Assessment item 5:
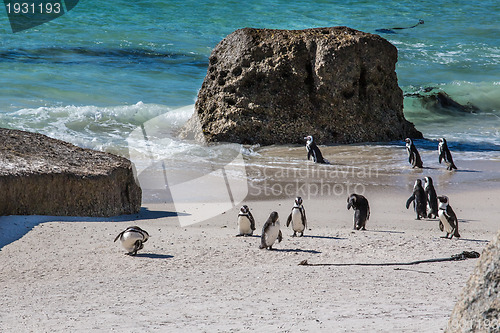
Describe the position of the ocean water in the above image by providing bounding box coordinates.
[0,0,499,201]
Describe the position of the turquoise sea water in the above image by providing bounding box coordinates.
[0,0,499,157]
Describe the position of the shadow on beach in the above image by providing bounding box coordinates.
[135,253,174,259]
[271,248,321,254]
[302,235,347,240]
[0,207,189,250]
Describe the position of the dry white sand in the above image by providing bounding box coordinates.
[1,185,498,332]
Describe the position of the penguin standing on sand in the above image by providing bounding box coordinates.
[405,138,423,168]
[259,211,283,250]
[286,197,307,237]
[304,135,329,164]
[406,179,427,220]
[347,194,370,230]
[114,226,149,255]
[424,176,438,218]
[438,138,457,170]
[437,196,461,239]
[237,205,256,236]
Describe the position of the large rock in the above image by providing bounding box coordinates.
[446,230,500,332]
[181,26,422,145]
[0,128,141,217]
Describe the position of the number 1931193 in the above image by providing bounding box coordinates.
[5,2,61,14]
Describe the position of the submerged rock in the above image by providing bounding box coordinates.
[0,128,141,217]
[181,26,422,145]
[446,230,500,332]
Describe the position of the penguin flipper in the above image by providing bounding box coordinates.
[114,231,124,242]
[286,213,292,227]
[406,195,415,209]
[439,220,444,232]
[277,230,283,243]
[301,208,307,229]
[248,212,256,231]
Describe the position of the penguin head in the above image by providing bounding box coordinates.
[405,138,412,145]
[240,205,250,214]
[437,195,449,209]
[269,211,279,223]
[438,137,447,145]
[414,179,422,189]
[295,197,303,206]
[424,176,433,186]
[347,194,357,210]
[304,135,313,144]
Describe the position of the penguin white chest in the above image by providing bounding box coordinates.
[291,209,304,232]
[264,223,280,246]
[238,215,252,234]
[438,210,453,234]
[120,231,144,252]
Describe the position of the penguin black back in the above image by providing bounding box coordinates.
[347,193,370,230]
[406,179,427,220]
[424,177,438,218]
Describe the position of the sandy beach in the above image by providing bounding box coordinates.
[1,159,499,332]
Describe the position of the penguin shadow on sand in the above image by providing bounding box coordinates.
[134,253,174,259]
[302,234,347,240]
[270,248,322,254]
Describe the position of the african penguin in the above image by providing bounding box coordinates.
[259,211,283,250]
[237,205,256,237]
[405,138,423,168]
[114,226,149,255]
[406,179,427,220]
[437,196,461,239]
[286,197,307,237]
[438,138,457,170]
[304,135,329,164]
[424,176,438,218]
[347,193,370,230]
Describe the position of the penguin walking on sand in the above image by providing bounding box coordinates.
[405,138,423,168]
[259,211,283,250]
[114,226,149,256]
[438,138,457,170]
[437,196,461,239]
[304,135,329,164]
[424,176,439,218]
[406,179,427,220]
[236,205,256,237]
[286,197,307,237]
[347,194,370,230]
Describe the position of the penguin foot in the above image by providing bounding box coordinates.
[236,234,243,237]
[299,233,304,237]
